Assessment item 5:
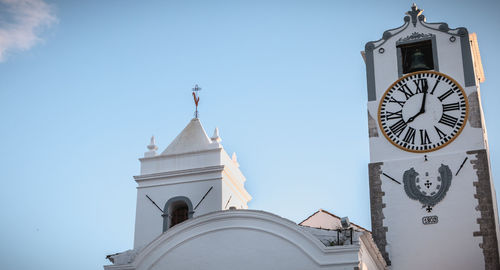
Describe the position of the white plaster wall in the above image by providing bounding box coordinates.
[133,178,222,249]
[127,211,377,270]
[359,239,383,270]
[221,179,247,209]
[380,151,484,270]
[151,228,329,270]
[220,148,251,209]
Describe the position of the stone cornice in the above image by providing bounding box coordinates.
[134,165,224,182]
[138,148,221,161]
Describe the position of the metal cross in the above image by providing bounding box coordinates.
[192,84,202,118]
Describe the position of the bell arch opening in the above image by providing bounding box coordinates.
[163,196,194,232]
[396,35,439,77]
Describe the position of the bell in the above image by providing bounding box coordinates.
[408,49,430,72]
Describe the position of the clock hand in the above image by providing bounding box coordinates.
[419,81,428,114]
[407,111,423,123]
[407,82,429,123]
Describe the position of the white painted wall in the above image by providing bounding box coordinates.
[106,210,387,270]
[359,234,386,270]
[380,152,483,269]
[133,177,222,248]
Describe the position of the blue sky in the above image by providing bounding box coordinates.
[0,0,499,269]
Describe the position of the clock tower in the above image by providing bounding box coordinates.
[364,5,500,269]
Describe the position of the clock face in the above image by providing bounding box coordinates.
[378,71,468,152]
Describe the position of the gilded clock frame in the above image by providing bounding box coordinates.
[377,70,469,153]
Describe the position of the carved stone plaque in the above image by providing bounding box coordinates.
[422,215,438,225]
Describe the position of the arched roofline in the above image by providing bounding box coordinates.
[129,209,363,269]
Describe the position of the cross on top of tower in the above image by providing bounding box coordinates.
[192,84,202,92]
[192,84,201,118]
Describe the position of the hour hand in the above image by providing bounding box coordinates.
[407,112,421,123]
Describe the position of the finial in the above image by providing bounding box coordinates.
[192,84,202,118]
[406,3,423,27]
[147,136,158,151]
[211,127,221,142]
[145,136,158,157]
[231,152,239,167]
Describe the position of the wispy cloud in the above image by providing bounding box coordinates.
[0,0,56,61]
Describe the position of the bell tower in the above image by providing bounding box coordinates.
[132,89,251,249]
[364,5,499,269]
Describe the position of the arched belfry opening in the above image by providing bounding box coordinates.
[163,196,194,232]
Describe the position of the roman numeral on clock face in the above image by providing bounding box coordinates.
[438,89,454,102]
[420,129,431,145]
[402,127,416,144]
[388,97,405,107]
[389,119,407,137]
[434,126,447,139]
[439,113,458,127]
[385,110,403,120]
[397,83,414,99]
[442,102,460,112]
[430,78,441,95]
[413,78,428,94]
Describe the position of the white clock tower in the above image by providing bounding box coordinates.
[364,5,500,269]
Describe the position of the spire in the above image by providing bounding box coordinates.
[211,127,221,143]
[144,135,158,157]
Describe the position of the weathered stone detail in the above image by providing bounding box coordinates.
[397,32,433,43]
[369,162,390,266]
[368,110,379,137]
[468,149,500,270]
[468,91,482,128]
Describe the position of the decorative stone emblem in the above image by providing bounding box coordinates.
[406,4,423,27]
[398,32,433,43]
[403,164,452,212]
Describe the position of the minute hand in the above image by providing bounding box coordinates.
[407,83,428,123]
[419,84,428,113]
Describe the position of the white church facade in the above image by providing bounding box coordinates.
[105,5,500,270]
